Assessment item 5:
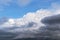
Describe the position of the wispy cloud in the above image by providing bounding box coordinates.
[16,0,32,7]
[0,0,58,11]
[0,0,32,11]
[51,2,60,9]
[0,0,12,6]
[0,9,51,29]
[0,0,13,11]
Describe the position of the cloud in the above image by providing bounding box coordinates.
[11,3,60,39]
[16,0,32,7]
[0,30,16,40]
[39,3,60,40]
[40,14,60,40]
[0,0,58,11]
[0,0,13,11]
[51,2,60,9]
[41,14,60,25]
[0,8,60,39]
[0,0,13,6]
[0,0,32,7]
[0,9,53,30]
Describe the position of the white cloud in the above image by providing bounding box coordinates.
[0,8,59,32]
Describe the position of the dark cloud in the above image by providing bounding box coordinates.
[0,30,17,40]
[41,14,60,25]
[26,22,37,27]
[39,14,60,40]
[14,26,60,40]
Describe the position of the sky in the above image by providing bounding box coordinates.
[0,0,60,18]
[1,0,60,40]
[0,0,60,33]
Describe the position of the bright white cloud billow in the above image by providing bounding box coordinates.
[0,8,60,32]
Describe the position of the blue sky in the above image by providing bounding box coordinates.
[0,0,60,18]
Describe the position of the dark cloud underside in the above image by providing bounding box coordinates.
[41,14,60,24]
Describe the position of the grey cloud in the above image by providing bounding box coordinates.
[41,14,60,25]
[39,14,60,40]
[14,25,60,40]
[4,22,38,33]
[0,30,17,40]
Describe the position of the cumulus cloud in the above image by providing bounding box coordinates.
[0,2,60,39]
[0,0,32,10]
[0,8,60,39]
[51,2,60,9]
[0,9,53,30]
[0,2,60,32]
[0,30,17,40]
